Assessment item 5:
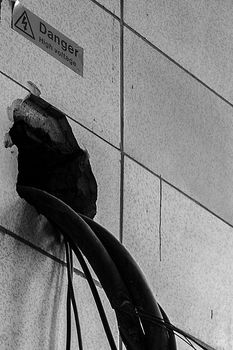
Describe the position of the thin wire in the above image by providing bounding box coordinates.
[68,240,118,350]
[138,312,206,350]
[65,239,72,350]
[138,312,197,350]
[173,332,197,350]
[119,306,208,350]
[65,239,83,350]
[158,303,177,350]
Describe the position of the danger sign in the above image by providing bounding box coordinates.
[12,1,83,76]
[14,11,35,39]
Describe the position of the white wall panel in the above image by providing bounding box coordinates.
[156,182,233,349]
[124,0,233,102]
[124,28,233,226]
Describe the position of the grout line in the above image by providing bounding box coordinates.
[119,1,124,348]
[124,152,233,230]
[88,0,120,21]
[0,70,30,92]
[159,176,162,262]
[123,21,233,110]
[0,224,102,287]
[65,113,120,152]
[119,153,124,244]
[119,0,124,246]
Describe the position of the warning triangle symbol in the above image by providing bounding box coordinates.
[14,11,35,40]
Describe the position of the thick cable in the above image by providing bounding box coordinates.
[17,186,138,350]
[79,214,169,349]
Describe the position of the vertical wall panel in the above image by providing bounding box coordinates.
[124,27,233,226]
[156,182,233,349]
[124,0,233,102]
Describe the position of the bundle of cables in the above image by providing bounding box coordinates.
[17,185,216,350]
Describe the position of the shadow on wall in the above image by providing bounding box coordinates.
[1,198,62,252]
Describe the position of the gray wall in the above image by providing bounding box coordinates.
[0,0,233,349]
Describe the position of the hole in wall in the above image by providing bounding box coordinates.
[5,94,98,219]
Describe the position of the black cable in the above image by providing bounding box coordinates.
[65,239,83,350]
[65,239,72,350]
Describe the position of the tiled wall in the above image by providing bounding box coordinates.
[0,0,233,349]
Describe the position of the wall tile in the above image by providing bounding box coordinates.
[124,0,233,102]
[156,182,233,349]
[123,156,161,285]
[0,229,118,349]
[124,28,233,226]
[0,0,120,146]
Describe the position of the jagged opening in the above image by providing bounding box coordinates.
[6,94,97,219]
